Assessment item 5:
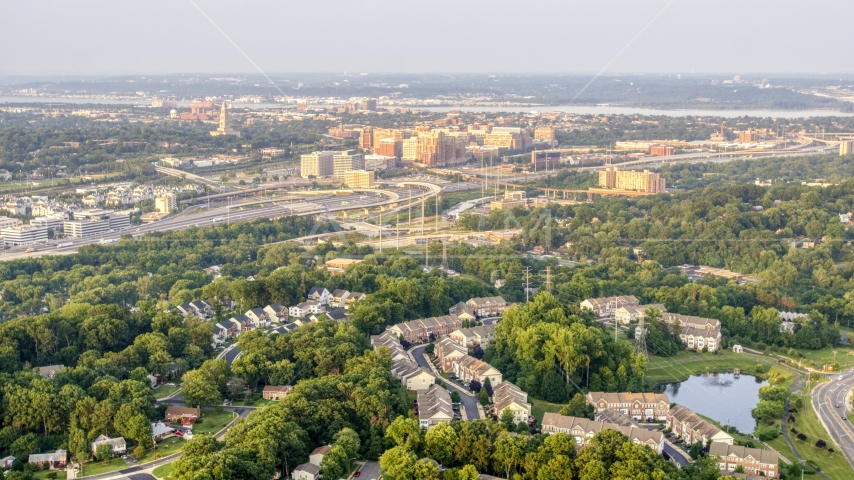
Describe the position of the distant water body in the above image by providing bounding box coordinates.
[1,96,851,119]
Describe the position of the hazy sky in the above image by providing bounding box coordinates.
[2,0,852,75]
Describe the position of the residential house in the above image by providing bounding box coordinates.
[91,436,127,456]
[292,463,320,480]
[667,405,734,445]
[309,446,331,467]
[213,324,229,344]
[370,331,435,391]
[492,381,531,424]
[244,308,270,328]
[36,364,65,378]
[614,304,666,325]
[662,313,722,352]
[385,315,462,343]
[586,392,670,422]
[449,325,496,348]
[580,296,640,318]
[165,406,201,424]
[329,289,350,307]
[262,385,291,401]
[175,303,195,317]
[709,443,779,479]
[0,456,15,468]
[391,358,436,392]
[346,292,366,307]
[466,296,508,317]
[190,300,213,318]
[263,303,289,323]
[436,336,467,372]
[371,331,410,363]
[28,450,67,470]
[449,302,476,322]
[289,302,323,318]
[453,355,502,386]
[541,413,664,454]
[417,384,454,429]
[151,422,174,441]
[306,287,330,305]
[326,310,348,322]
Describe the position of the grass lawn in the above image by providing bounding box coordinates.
[779,345,854,370]
[152,463,174,479]
[530,397,565,423]
[34,470,67,479]
[79,457,129,477]
[782,392,852,480]
[153,383,181,400]
[645,349,776,385]
[192,408,237,436]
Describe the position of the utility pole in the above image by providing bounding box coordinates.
[396,217,400,249]
[442,238,447,269]
[379,209,383,254]
[525,267,530,302]
[635,315,648,357]
[435,194,439,233]
[546,266,553,292]
[421,200,425,236]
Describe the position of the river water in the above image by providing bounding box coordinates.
[1,96,852,118]
[658,373,768,433]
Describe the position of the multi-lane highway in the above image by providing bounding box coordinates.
[812,371,854,468]
[0,185,436,261]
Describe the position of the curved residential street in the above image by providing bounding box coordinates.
[410,344,481,419]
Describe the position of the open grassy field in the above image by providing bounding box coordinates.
[34,470,67,479]
[530,397,565,423]
[645,349,776,385]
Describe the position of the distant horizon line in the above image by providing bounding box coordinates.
[2,71,854,78]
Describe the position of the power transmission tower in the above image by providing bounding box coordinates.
[635,316,649,357]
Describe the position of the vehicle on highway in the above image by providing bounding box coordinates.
[25,248,35,253]
[354,472,360,478]
[838,375,844,381]
[56,242,73,248]
[837,403,841,408]
[213,217,225,223]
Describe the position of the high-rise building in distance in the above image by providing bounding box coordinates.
[210,102,240,137]
[333,150,365,178]
[840,140,854,155]
[343,170,375,188]
[416,130,467,166]
[360,127,374,149]
[301,151,335,178]
[649,145,674,156]
[361,98,377,111]
[599,167,666,193]
[377,138,402,158]
[403,137,419,161]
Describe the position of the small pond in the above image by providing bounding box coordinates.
[658,372,769,433]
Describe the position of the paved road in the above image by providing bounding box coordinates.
[222,345,241,366]
[409,344,480,419]
[358,460,381,480]
[0,184,436,261]
[662,442,690,467]
[812,369,854,469]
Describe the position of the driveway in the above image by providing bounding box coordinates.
[410,344,480,419]
[358,460,381,480]
[662,441,690,467]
